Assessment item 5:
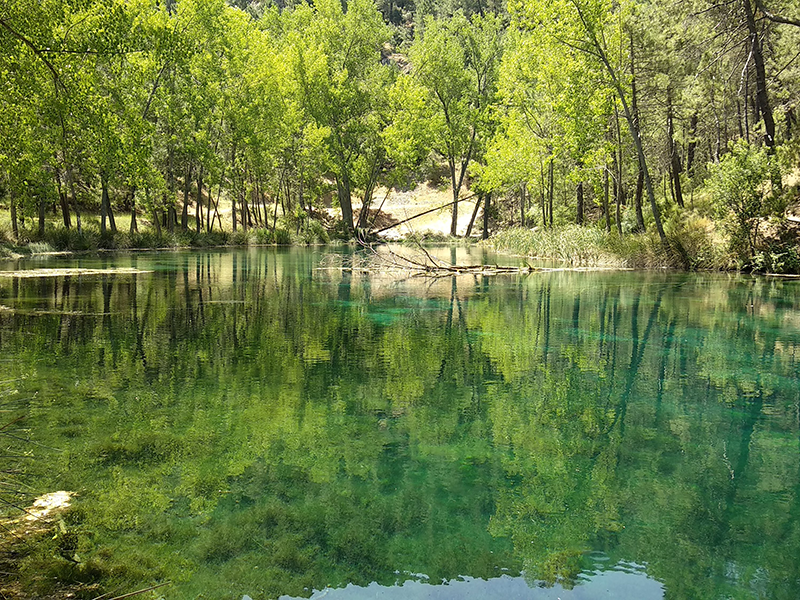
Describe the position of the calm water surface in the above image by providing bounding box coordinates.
[0,247,798,599]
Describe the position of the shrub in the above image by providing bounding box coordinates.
[43,227,99,251]
[707,140,774,264]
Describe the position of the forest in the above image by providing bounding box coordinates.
[1,0,799,271]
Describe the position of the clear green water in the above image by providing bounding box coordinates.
[1,248,799,599]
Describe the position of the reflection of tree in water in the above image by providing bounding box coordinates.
[0,255,799,598]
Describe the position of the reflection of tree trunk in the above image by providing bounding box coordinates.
[598,290,609,356]
[723,384,763,522]
[654,318,677,427]
[446,275,456,331]
[572,293,581,340]
[57,276,71,344]
[101,275,119,366]
[338,269,352,303]
[610,288,664,434]
[543,282,551,366]
[130,276,146,370]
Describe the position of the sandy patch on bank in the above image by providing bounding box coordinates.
[353,183,479,238]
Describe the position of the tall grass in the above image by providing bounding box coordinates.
[489,223,729,270]
[0,224,300,254]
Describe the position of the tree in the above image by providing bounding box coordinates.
[286,0,392,236]
[513,0,668,242]
[388,11,503,236]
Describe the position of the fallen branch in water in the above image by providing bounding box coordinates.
[319,241,537,277]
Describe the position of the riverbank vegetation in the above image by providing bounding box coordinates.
[1,0,799,270]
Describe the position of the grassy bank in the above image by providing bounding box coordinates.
[489,220,800,274]
[488,223,729,270]
[0,220,333,260]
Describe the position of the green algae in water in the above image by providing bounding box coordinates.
[1,249,799,599]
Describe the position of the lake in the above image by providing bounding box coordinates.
[1,247,798,599]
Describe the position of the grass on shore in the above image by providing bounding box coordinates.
[0,212,337,259]
[488,220,733,270]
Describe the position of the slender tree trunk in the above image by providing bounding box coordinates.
[211,178,224,232]
[744,75,751,141]
[482,192,491,240]
[232,181,237,232]
[629,44,647,233]
[687,113,698,176]
[166,197,176,233]
[520,182,526,227]
[743,0,776,148]
[736,97,745,139]
[206,175,213,233]
[576,180,584,225]
[59,191,71,228]
[337,172,354,235]
[100,173,108,234]
[107,182,117,234]
[100,172,117,233]
[66,166,81,234]
[231,146,238,232]
[614,158,623,235]
[539,156,547,226]
[603,166,611,232]
[466,194,482,238]
[55,169,71,228]
[449,158,460,237]
[667,92,684,208]
[181,164,191,231]
[632,168,645,231]
[38,197,46,236]
[357,152,382,230]
[130,188,138,234]
[196,169,204,234]
[548,154,554,229]
[10,190,18,240]
[152,204,162,237]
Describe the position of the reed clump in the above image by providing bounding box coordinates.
[489,224,729,270]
